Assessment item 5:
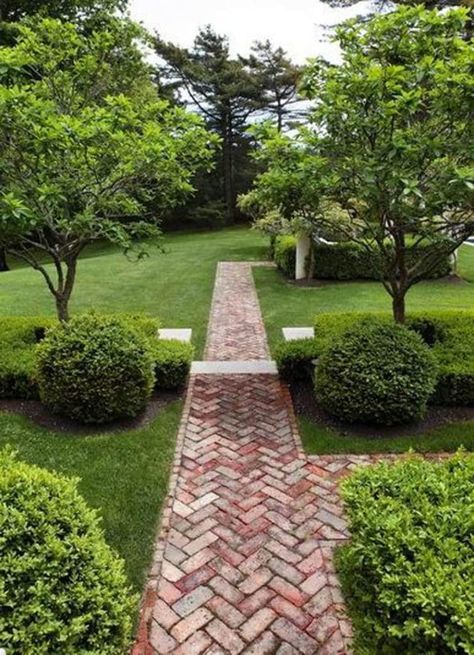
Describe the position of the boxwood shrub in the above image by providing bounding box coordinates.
[36,314,155,423]
[312,310,474,406]
[0,317,56,399]
[150,339,194,390]
[273,235,453,280]
[0,449,135,654]
[0,314,160,401]
[275,338,321,383]
[338,455,474,655]
[315,322,437,425]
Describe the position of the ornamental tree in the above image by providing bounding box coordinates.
[0,19,215,321]
[239,124,352,279]
[247,7,474,319]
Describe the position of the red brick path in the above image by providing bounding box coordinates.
[204,262,270,361]
[133,263,359,655]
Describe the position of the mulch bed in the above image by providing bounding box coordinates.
[290,380,474,438]
[0,390,182,435]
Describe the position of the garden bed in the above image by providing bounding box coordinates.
[290,378,474,454]
[276,309,474,453]
[0,390,181,435]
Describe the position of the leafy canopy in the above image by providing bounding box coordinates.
[246,6,474,320]
[0,18,216,320]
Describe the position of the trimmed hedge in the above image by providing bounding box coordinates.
[276,311,474,407]
[275,338,321,382]
[0,317,56,399]
[338,455,474,655]
[0,314,160,401]
[36,314,155,423]
[0,449,135,654]
[150,339,194,390]
[0,314,195,401]
[312,310,474,406]
[315,322,437,425]
[273,235,453,280]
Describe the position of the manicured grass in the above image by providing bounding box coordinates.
[254,244,474,352]
[0,227,268,357]
[300,416,474,455]
[0,402,182,592]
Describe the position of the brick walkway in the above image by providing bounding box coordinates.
[204,262,270,361]
[133,263,359,655]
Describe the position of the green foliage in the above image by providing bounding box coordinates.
[36,314,155,423]
[0,314,160,401]
[0,449,135,654]
[428,314,474,405]
[0,317,55,399]
[275,338,321,382]
[274,234,297,277]
[274,236,453,280]
[315,322,437,425]
[244,40,301,131]
[0,0,126,24]
[338,455,474,655]
[150,339,194,390]
[0,18,215,320]
[156,26,264,224]
[313,310,474,406]
[249,6,474,319]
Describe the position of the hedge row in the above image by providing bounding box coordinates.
[275,310,474,406]
[0,315,193,401]
[338,455,474,654]
[274,235,453,280]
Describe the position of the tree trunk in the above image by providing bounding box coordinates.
[223,113,235,224]
[276,98,283,132]
[55,295,70,322]
[392,293,406,324]
[392,228,408,324]
[0,248,9,272]
[54,257,77,322]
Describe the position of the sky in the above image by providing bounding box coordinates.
[128,0,373,64]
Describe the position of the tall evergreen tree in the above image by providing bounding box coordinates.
[155,27,264,224]
[245,40,301,131]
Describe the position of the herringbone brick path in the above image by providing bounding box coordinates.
[204,262,270,361]
[133,262,358,655]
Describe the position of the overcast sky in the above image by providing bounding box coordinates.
[128,0,373,64]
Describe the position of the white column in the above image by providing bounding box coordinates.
[295,232,311,280]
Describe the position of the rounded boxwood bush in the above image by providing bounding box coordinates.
[0,450,135,654]
[315,321,437,425]
[36,314,155,423]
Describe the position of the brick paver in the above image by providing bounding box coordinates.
[204,262,271,361]
[133,262,366,654]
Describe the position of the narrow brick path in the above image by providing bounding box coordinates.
[134,263,355,655]
[204,262,270,361]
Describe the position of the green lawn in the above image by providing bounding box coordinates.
[254,244,474,352]
[3,229,472,357]
[0,227,268,357]
[0,402,182,593]
[300,416,474,455]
